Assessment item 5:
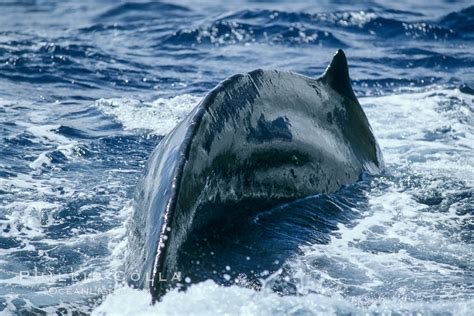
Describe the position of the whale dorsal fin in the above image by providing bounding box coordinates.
[320,49,357,102]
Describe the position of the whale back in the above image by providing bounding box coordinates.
[125,50,383,299]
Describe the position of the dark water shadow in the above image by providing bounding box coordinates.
[176,175,374,294]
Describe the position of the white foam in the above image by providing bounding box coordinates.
[106,203,134,275]
[93,281,473,316]
[15,123,80,171]
[94,95,202,135]
[361,86,474,183]
[0,201,60,239]
[24,124,72,145]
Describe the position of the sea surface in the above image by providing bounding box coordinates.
[0,0,473,315]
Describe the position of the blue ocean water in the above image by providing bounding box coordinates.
[0,0,473,314]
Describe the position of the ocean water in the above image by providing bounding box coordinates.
[0,0,473,315]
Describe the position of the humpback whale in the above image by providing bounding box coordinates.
[125,49,384,301]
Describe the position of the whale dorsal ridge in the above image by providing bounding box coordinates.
[321,49,357,102]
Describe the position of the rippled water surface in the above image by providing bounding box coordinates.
[0,0,473,314]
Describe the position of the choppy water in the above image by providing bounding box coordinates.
[0,0,473,315]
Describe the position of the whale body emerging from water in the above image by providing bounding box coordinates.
[125,49,384,300]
